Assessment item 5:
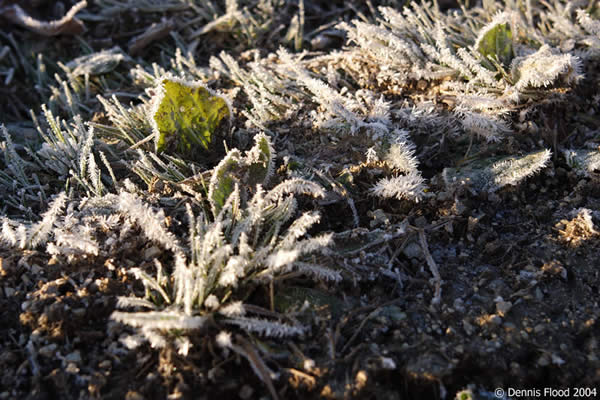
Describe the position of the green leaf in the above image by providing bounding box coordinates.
[477,23,514,67]
[208,149,243,216]
[152,78,230,155]
[246,132,274,186]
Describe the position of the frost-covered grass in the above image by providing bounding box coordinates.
[1,0,600,398]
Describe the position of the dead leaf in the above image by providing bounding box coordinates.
[0,0,87,36]
[129,18,175,56]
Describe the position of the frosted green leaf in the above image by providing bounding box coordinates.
[246,133,274,186]
[490,149,551,187]
[442,158,497,192]
[477,23,514,67]
[208,149,243,215]
[443,149,551,192]
[151,78,230,155]
[66,47,124,76]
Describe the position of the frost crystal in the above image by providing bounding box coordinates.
[371,172,426,202]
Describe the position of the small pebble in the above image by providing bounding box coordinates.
[462,319,474,336]
[402,242,422,259]
[489,315,503,326]
[535,287,544,300]
[38,344,58,358]
[560,344,568,351]
[64,351,81,364]
[496,300,512,316]
[453,298,465,313]
[380,357,397,370]
[65,363,79,374]
[239,385,254,400]
[4,287,15,298]
[30,264,43,275]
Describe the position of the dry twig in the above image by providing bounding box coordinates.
[0,1,87,36]
[416,228,442,306]
[129,19,176,56]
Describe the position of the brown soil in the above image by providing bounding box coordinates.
[1,164,599,399]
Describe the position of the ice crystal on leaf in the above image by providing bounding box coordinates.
[443,149,552,192]
[512,45,583,91]
[490,149,552,188]
[0,192,67,249]
[337,2,585,142]
[371,172,427,202]
[111,133,334,350]
[210,51,301,125]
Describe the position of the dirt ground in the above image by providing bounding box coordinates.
[2,154,599,399]
[1,1,600,399]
